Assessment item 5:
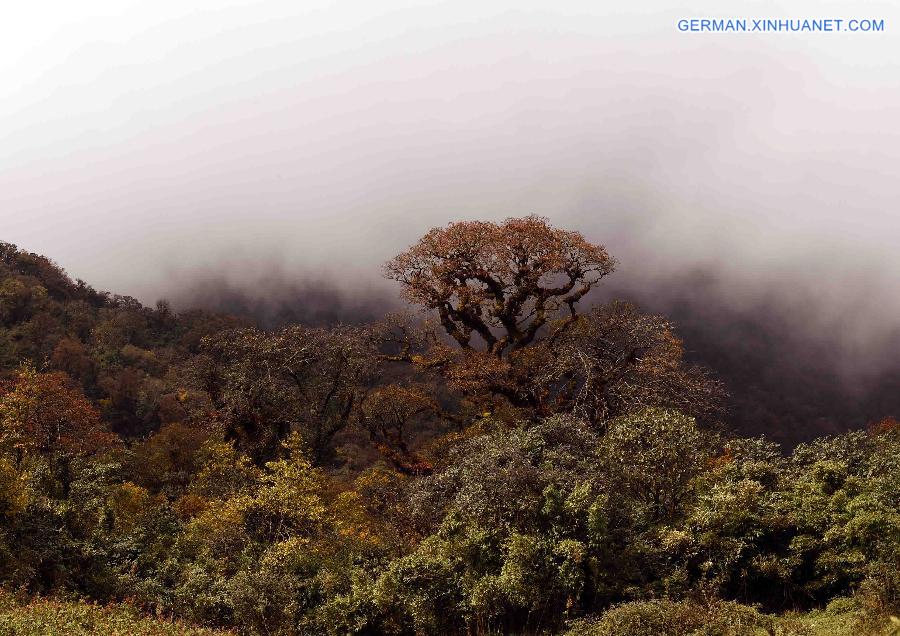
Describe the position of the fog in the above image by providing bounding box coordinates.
[2,1,899,439]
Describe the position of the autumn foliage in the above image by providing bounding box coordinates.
[385,215,615,355]
[383,217,721,425]
[0,224,897,635]
[0,365,116,463]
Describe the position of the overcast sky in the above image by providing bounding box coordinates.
[2,1,899,354]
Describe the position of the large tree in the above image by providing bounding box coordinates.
[385,215,615,356]
[384,217,722,423]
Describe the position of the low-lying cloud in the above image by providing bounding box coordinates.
[2,1,898,442]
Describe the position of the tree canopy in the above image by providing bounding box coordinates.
[385,216,615,355]
[0,226,896,635]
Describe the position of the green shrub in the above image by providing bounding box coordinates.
[0,589,231,636]
[563,598,792,636]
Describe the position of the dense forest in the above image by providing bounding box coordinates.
[0,217,897,635]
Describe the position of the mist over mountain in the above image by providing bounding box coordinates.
[2,1,898,444]
[616,269,900,445]
[153,253,898,447]
[167,265,395,329]
[4,4,900,631]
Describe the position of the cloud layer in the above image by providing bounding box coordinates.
[2,1,899,397]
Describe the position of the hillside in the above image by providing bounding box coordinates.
[0,220,898,635]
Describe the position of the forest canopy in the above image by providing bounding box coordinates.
[0,219,897,635]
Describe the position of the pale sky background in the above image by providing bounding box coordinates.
[1,0,899,358]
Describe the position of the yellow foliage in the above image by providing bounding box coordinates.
[251,433,327,538]
[183,496,251,559]
[259,537,311,569]
[191,439,261,500]
[330,490,381,548]
[109,482,154,532]
[0,457,30,518]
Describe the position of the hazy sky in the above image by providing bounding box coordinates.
[2,1,899,354]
